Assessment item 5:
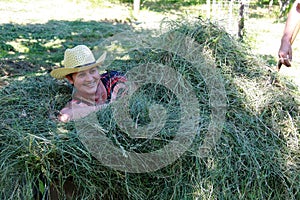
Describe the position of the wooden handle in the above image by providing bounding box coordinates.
[291,21,300,44]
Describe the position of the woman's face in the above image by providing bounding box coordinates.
[69,67,100,96]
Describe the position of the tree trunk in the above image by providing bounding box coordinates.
[134,0,141,16]
[207,0,211,19]
[279,0,290,17]
[269,0,274,11]
[238,0,245,40]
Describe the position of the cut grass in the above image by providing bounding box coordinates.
[1,18,299,199]
[0,0,299,199]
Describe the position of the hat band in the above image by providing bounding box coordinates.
[74,61,96,68]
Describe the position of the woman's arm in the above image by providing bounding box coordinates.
[58,102,107,122]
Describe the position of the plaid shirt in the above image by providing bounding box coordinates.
[100,71,127,102]
[70,70,127,106]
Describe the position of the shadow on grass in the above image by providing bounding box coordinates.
[0,19,133,78]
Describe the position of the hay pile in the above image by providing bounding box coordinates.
[1,19,299,199]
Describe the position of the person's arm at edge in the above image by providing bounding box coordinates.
[279,0,300,66]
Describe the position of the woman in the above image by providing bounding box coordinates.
[50,45,127,122]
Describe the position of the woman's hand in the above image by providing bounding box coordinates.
[111,83,128,102]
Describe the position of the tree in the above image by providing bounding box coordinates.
[278,0,291,17]
[238,0,246,39]
[134,0,141,15]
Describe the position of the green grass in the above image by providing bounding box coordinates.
[1,17,299,199]
[0,20,131,77]
[0,0,299,199]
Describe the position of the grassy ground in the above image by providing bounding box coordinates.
[0,0,299,199]
[0,0,299,88]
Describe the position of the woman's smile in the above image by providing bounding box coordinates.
[84,81,97,88]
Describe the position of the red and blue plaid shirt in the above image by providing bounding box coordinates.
[69,70,127,106]
[100,71,127,102]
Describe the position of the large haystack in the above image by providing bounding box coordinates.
[1,19,299,199]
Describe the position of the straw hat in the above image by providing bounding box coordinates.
[50,45,106,79]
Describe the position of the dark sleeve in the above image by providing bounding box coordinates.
[100,71,127,101]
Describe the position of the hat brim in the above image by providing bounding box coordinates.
[50,52,106,79]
